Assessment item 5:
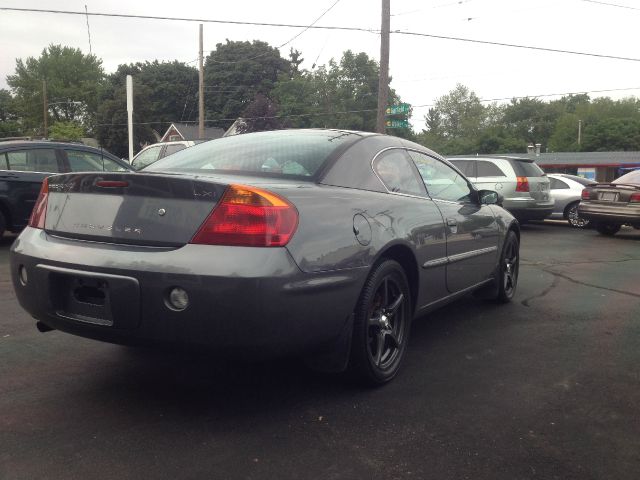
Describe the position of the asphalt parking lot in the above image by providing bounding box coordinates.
[1,223,639,480]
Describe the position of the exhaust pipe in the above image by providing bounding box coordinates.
[36,321,55,333]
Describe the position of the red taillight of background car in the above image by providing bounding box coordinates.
[630,192,640,203]
[515,176,529,192]
[28,177,49,229]
[190,184,299,247]
[581,188,591,200]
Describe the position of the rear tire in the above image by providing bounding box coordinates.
[349,259,411,386]
[565,202,589,228]
[596,223,621,236]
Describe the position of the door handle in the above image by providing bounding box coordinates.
[446,218,457,226]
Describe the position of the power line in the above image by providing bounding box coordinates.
[393,30,640,63]
[3,6,640,64]
[0,7,377,34]
[577,0,640,11]
[206,0,343,64]
[411,86,640,109]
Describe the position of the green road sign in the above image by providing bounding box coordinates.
[385,103,411,115]
[385,119,410,129]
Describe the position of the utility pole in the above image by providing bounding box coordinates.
[376,0,390,134]
[578,119,582,145]
[42,79,48,138]
[126,75,134,162]
[198,24,205,140]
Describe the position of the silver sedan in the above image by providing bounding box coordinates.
[548,174,596,228]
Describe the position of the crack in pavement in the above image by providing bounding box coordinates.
[521,257,640,267]
[521,272,560,307]
[541,268,640,299]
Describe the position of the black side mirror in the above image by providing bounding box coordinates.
[478,189,502,205]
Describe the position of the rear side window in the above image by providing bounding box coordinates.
[509,160,545,177]
[6,149,60,173]
[373,149,425,195]
[476,161,506,177]
[133,146,163,170]
[449,159,476,177]
[65,150,128,172]
[163,144,187,157]
[549,177,569,189]
[147,130,358,178]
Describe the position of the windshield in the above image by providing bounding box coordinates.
[146,130,358,178]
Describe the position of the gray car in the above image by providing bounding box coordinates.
[449,156,554,222]
[548,173,596,228]
[11,130,520,385]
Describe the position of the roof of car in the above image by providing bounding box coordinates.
[0,140,122,162]
[447,155,534,162]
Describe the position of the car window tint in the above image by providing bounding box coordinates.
[549,177,569,190]
[1,153,8,169]
[164,144,186,156]
[476,161,506,177]
[66,150,127,172]
[408,151,473,203]
[449,159,476,177]
[373,149,425,195]
[133,146,163,170]
[7,149,59,173]
[510,160,545,177]
[147,130,358,178]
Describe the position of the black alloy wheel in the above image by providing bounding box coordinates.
[596,223,621,236]
[496,231,519,303]
[350,259,411,385]
[566,202,590,228]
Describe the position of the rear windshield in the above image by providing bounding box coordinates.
[146,130,358,178]
[509,159,545,177]
[613,169,640,184]
[562,174,596,186]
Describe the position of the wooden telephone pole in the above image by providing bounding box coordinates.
[42,79,48,138]
[376,0,390,133]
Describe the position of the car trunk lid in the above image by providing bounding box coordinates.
[44,173,227,247]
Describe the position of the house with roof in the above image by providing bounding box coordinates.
[160,123,225,142]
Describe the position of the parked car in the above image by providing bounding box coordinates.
[11,130,520,385]
[547,173,596,228]
[578,169,640,236]
[0,140,131,238]
[448,156,554,222]
[131,140,201,170]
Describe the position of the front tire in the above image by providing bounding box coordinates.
[495,231,519,303]
[566,202,589,228]
[596,223,621,236]
[349,259,411,386]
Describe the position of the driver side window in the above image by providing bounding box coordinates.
[407,151,473,203]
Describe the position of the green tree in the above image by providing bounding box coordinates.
[49,121,85,141]
[7,44,103,134]
[272,50,406,134]
[0,89,22,138]
[204,40,291,129]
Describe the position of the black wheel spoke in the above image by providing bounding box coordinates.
[387,331,399,349]
[374,331,386,366]
[387,293,404,316]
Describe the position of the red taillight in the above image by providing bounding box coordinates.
[630,192,640,203]
[190,184,298,247]
[515,176,529,192]
[28,177,49,229]
[581,188,591,200]
[96,180,129,188]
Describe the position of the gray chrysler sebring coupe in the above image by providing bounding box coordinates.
[11,129,520,384]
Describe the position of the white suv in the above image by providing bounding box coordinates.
[131,140,201,170]
[449,156,554,222]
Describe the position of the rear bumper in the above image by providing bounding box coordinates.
[578,202,640,225]
[10,228,366,357]
[502,197,555,221]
